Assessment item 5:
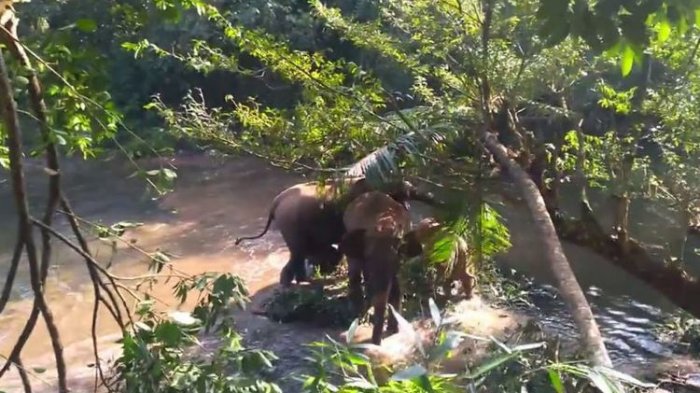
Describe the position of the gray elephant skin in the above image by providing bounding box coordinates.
[339,191,424,345]
[235,177,430,286]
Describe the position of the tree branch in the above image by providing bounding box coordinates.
[16,358,33,393]
[0,46,68,391]
[30,217,133,326]
[0,235,24,313]
[60,196,129,328]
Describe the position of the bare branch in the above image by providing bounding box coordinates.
[16,358,33,393]
[0,235,24,313]
[30,217,133,326]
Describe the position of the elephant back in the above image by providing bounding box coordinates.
[343,191,412,237]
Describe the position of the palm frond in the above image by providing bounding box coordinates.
[345,107,453,182]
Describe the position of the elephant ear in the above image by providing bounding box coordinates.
[399,230,423,258]
[340,229,366,260]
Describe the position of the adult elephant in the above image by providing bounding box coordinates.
[339,191,424,345]
[408,217,476,299]
[235,176,431,287]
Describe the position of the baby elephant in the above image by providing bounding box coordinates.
[409,217,476,299]
[340,191,423,345]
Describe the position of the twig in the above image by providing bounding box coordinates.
[0,353,53,388]
[16,358,33,393]
[60,196,127,328]
[0,235,24,313]
[55,209,208,280]
[90,297,113,393]
[30,217,133,325]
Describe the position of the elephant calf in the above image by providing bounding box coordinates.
[340,191,423,345]
[409,217,476,299]
[235,177,370,286]
[235,176,432,287]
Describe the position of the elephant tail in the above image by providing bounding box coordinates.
[234,202,277,245]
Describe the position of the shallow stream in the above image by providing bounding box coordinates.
[0,153,691,391]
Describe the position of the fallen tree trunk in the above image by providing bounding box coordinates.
[482,131,613,368]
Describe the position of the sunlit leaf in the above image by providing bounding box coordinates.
[464,351,520,379]
[657,19,671,42]
[170,311,200,326]
[620,44,635,76]
[75,18,97,32]
[428,298,442,327]
[346,318,360,345]
[547,369,565,393]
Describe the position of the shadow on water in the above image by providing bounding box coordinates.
[0,152,692,391]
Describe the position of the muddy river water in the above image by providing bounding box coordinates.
[0,153,691,391]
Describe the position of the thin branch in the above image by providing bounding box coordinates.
[90,297,113,393]
[16,358,33,393]
[30,217,133,324]
[0,235,23,313]
[60,196,128,327]
[0,353,53,389]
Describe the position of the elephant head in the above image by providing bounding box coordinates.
[339,191,423,345]
[405,217,476,299]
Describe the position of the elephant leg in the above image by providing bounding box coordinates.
[369,283,390,345]
[442,278,453,298]
[279,250,307,287]
[387,274,401,335]
[311,245,342,275]
[457,271,475,299]
[347,258,365,316]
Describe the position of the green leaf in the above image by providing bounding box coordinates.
[657,19,671,42]
[465,351,520,379]
[595,367,655,388]
[75,18,97,32]
[32,367,47,374]
[620,44,635,76]
[344,379,377,389]
[162,6,182,23]
[415,374,435,393]
[154,321,184,347]
[586,369,616,393]
[391,364,427,381]
[548,369,565,393]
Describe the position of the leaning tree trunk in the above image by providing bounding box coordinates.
[483,131,613,368]
[477,0,611,368]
